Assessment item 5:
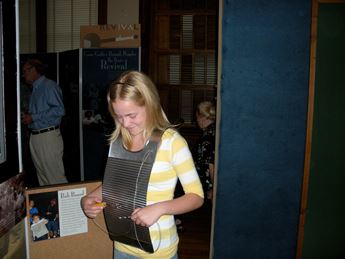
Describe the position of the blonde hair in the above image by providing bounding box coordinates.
[107,71,171,148]
[196,101,216,122]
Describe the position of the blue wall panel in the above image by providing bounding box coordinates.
[214,0,311,257]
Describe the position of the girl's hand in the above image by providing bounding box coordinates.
[131,204,163,227]
[81,195,104,219]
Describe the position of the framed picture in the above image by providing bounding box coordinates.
[0,2,5,164]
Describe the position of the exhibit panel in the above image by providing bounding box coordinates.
[0,174,26,258]
[81,47,141,181]
[300,2,345,258]
[214,0,312,257]
[25,181,113,259]
[0,0,25,256]
[59,49,81,183]
[0,0,19,182]
[0,2,5,165]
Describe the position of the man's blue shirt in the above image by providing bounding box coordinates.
[28,76,65,130]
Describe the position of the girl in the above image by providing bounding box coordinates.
[81,71,204,259]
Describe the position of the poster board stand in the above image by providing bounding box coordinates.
[80,24,140,48]
[25,181,112,259]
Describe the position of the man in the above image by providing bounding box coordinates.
[22,59,68,186]
[45,198,59,238]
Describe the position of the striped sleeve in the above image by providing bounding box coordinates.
[168,129,204,198]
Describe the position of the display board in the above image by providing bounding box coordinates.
[301,3,345,258]
[0,173,26,239]
[81,48,141,181]
[214,0,311,258]
[59,49,81,183]
[0,2,5,164]
[0,0,20,182]
[26,181,113,259]
[80,24,140,48]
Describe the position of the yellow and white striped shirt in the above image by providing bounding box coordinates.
[115,128,204,258]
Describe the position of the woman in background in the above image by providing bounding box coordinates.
[193,101,216,201]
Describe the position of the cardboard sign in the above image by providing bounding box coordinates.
[26,181,113,259]
[80,24,140,48]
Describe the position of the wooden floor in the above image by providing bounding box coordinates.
[178,201,213,259]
